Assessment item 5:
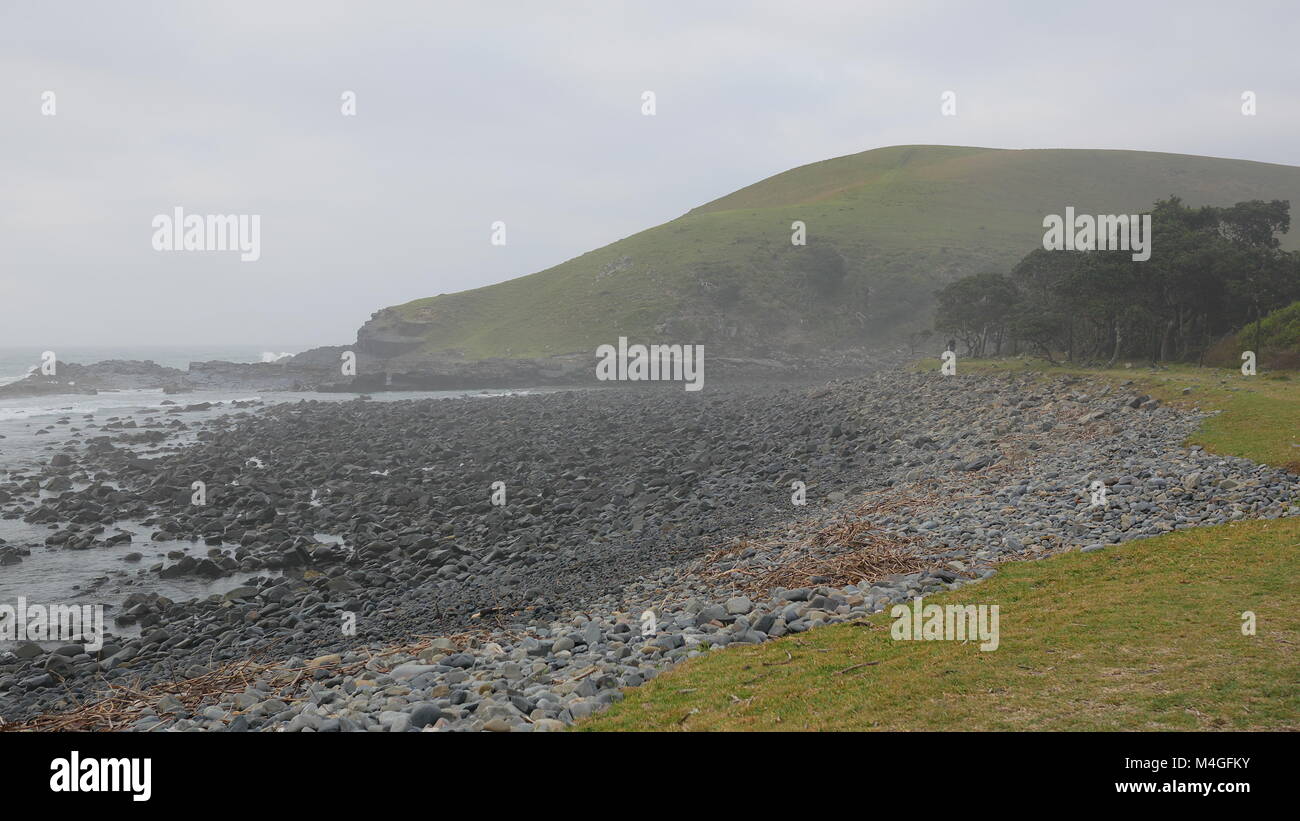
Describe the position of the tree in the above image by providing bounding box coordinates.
[934,272,1019,356]
[938,197,1300,364]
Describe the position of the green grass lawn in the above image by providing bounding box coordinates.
[579,518,1300,731]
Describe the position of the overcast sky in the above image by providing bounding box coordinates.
[2,0,1297,348]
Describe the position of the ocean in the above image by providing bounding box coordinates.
[0,345,541,636]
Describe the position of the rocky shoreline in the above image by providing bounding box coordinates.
[0,347,881,399]
[1,366,1296,730]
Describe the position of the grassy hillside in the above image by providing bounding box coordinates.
[375,146,1300,360]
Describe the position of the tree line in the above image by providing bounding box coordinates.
[931,197,1300,364]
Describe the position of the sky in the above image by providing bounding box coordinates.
[1,0,1297,348]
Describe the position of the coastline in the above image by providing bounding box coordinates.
[3,363,1295,730]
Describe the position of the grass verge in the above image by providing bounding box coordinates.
[578,518,1300,731]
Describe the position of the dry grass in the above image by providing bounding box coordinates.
[691,444,1057,600]
[5,653,304,732]
[694,485,946,595]
[703,524,936,596]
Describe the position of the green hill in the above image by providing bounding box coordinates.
[363,145,1300,360]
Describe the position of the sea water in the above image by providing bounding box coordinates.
[0,346,541,644]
